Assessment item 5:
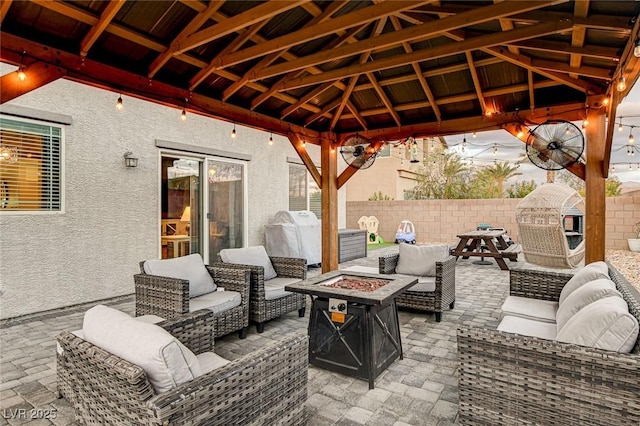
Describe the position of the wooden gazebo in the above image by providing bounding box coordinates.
[2,1,639,271]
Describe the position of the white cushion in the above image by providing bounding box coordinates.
[501,296,558,324]
[263,277,300,300]
[556,278,621,330]
[497,315,558,340]
[82,305,201,394]
[555,297,639,353]
[395,244,449,277]
[196,352,230,375]
[410,277,436,293]
[558,261,609,304]
[189,291,242,314]
[341,266,379,274]
[144,254,216,298]
[220,246,277,281]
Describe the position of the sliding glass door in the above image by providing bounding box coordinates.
[206,159,247,263]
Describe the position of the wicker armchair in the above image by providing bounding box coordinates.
[134,261,250,339]
[57,310,309,426]
[215,254,307,333]
[378,253,456,322]
[457,265,640,425]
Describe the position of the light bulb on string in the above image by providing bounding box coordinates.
[629,129,635,145]
[17,50,26,81]
[612,164,616,172]
[602,96,609,106]
[461,135,466,152]
[472,132,477,138]
[582,117,589,128]
[493,144,498,156]
[116,95,123,111]
[516,125,524,139]
[617,76,626,92]
[269,133,273,145]
[180,108,187,121]
[619,121,624,132]
[231,123,237,139]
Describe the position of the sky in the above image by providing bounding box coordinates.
[443,83,640,184]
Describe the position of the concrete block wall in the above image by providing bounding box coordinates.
[347,195,640,250]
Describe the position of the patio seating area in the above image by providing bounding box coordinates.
[2,245,638,425]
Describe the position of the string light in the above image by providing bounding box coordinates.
[461,135,466,153]
[616,76,626,92]
[116,95,123,111]
[492,143,498,156]
[472,132,477,138]
[602,96,609,106]
[619,121,624,132]
[582,117,589,128]
[231,123,236,138]
[180,107,187,121]
[269,132,273,145]
[302,137,306,147]
[516,125,524,139]
[17,50,26,81]
[630,129,635,145]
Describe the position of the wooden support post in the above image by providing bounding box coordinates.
[584,106,606,263]
[321,139,339,272]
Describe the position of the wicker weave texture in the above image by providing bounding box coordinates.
[516,183,585,269]
[378,253,456,321]
[215,255,307,329]
[458,265,640,425]
[134,261,250,339]
[57,311,309,426]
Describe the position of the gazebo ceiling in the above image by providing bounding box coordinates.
[1,0,639,145]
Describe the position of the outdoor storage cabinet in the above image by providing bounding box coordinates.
[338,229,367,262]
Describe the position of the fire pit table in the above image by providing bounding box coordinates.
[285,270,417,389]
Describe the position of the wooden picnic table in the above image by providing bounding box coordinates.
[450,230,519,271]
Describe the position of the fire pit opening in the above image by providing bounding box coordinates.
[320,275,390,292]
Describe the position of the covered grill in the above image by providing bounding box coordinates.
[265,211,321,266]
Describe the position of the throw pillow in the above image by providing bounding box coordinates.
[395,244,449,277]
[219,246,278,280]
[555,297,639,353]
[558,261,609,304]
[82,305,202,393]
[144,253,216,298]
[555,278,621,330]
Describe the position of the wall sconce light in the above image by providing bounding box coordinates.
[124,150,138,168]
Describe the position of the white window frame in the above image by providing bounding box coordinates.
[0,114,65,215]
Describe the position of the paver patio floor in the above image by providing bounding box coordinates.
[0,246,526,425]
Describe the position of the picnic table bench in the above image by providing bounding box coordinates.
[450,230,519,270]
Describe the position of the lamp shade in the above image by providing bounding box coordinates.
[180,206,191,222]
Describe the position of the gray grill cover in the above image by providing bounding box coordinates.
[265,211,321,265]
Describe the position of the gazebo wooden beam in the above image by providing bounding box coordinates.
[79,0,125,57]
[277,21,574,91]
[0,61,67,104]
[288,133,322,188]
[0,0,12,24]
[352,101,587,142]
[0,32,318,144]
[320,138,339,272]
[255,0,560,81]
[584,105,606,263]
[215,0,434,71]
[172,1,307,55]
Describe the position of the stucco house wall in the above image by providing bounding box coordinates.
[0,72,325,319]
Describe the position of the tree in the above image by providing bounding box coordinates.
[481,162,522,197]
[368,191,393,201]
[409,149,469,199]
[556,170,622,197]
[506,180,537,198]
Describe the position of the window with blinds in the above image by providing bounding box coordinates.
[288,163,321,220]
[288,163,307,211]
[0,117,62,211]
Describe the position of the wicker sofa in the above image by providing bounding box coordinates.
[57,309,309,425]
[457,264,640,425]
[378,244,456,322]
